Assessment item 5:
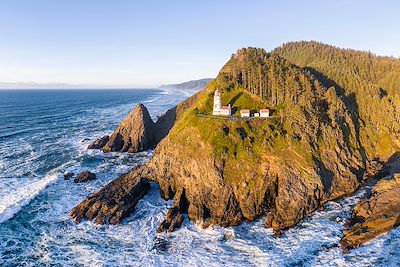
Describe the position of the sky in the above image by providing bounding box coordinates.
[0,0,399,88]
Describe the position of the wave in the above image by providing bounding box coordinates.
[143,96,161,103]
[159,89,171,95]
[0,173,58,224]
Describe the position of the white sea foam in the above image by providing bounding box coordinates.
[143,96,161,103]
[0,173,58,224]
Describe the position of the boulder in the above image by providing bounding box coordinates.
[157,207,184,233]
[74,171,96,183]
[340,174,400,249]
[69,167,150,224]
[88,135,109,149]
[157,188,188,232]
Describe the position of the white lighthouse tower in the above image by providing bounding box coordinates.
[212,89,222,115]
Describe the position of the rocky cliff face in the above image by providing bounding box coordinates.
[69,166,149,224]
[340,174,400,249]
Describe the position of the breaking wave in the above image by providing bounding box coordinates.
[0,173,58,224]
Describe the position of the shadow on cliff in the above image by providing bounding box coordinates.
[395,215,400,229]
[304,67,368,180]
[385,151,400,174]
[228,92,243,114]
[155,106,177,141]
[312,156,334,193]
[154,90,201,142]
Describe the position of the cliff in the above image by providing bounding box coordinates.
[72,44,400,244]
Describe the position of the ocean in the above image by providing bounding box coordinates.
[0,89,398,267]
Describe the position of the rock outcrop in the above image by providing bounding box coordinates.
[157,188,188,232]
[340,174,400,249]
[88,136,109,149]
[74,171,96,183]
[101,104,157,153]
[69,167,149,224]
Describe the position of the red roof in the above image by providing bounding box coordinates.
[221,106,230,110]
[260,109,269,113]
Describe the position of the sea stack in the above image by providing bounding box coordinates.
[88,104,157,153]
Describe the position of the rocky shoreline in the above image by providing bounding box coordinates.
[341,174,400,250]
[70,47,400,251]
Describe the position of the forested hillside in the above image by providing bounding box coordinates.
[273,41,400,159]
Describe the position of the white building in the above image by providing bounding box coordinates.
[260,109,270,118]
[220,105,231,116]
[213,89,222,115]
[240,109,250,117]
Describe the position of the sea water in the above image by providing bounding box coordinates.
[0,89,398,267]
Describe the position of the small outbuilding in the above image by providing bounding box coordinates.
[240,109,250,117]
[220,105,231,116]
[260,109,270,118]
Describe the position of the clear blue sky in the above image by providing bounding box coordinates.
[0,0,399,87]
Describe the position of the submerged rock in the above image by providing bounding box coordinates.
[63,172,74,180]
[88,135,109,149]
[74,171,96,183]
[69,167,149,224]
[340,174,400,249]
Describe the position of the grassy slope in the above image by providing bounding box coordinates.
[170,78,319,187]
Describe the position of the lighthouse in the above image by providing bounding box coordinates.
[212,89,222,115]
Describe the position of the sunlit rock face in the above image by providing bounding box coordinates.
[341,174,400,249]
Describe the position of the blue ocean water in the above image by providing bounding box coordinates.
[0,89,399,267]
